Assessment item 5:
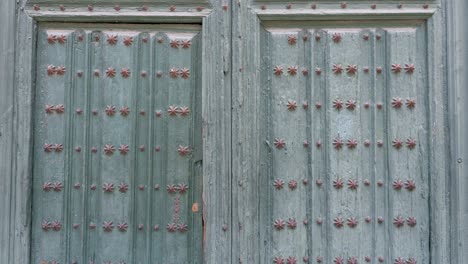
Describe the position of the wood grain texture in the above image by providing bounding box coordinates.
[447,0,468,263]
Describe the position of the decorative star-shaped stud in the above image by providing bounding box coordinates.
[54,104,65,114]
[44,143,54,152]
[274,256,285,264]
[42,182,53,191]
[54,144,64,152]
[348,256,358,264]
[288,180,297,190]
[119,144,129,155]
[123,36,133,46]
[106,67,116,78]
[178,183,189,194]
[166,184,177,194]
[347,217,358,228]
[56,66,66,75]
[273,179,284,190]
[405,63,415,74]
[170,68,179,78]
[121,68,131,78]
[103,221,114,232]
[333,137,343,149]
[274,138,286,149]
[47,34,57,44]
[346,99,357,110]
[167,105,178,116]
[107,35,118,45]
[45,104,55,114]
[332,64,343,74]
[102,183,114,193]
[104,144,115,155]
[333,178,344,189]
[274,65,283,76]
[170,40,180,48]
[393,179,404,190]
[57,35,67,44]
[167,223,178,232]
[178,223,188,232]
[287,218,297,229]
[287,35,297,45]
[347,139,358,149]
[118,182,129,193]
[287,66,298,75]
[117,222,128,232]
[407,216,417,227]
[177,145,190,156]
[105,105,116,116]
[51,220,62,231]
[119,106,130,116]
[334,256,344,264]
[47,65,56,75]
[53,182,63,192]
[405,179,416,191]
[346,65,358,74]
[41,220,51,231]
[274,218,286,230]
[392,138,403,149]
[333,99,343,110]
[406,258,417,264]
[393,215,405,228]
[391,64,402,73]
[406,138,416,149]
[391,97,403,109]
[394,257,406,264]
[286,256,297,264]
[287,100,297,111]
[180,68,190,79]
[182,40,191,49]
[406,98,416,109]
[178,106,190,116]
[347,179,359,190]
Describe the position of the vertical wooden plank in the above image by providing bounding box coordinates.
[0,0,18,262]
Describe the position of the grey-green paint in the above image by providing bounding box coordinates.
[0,0,465,263]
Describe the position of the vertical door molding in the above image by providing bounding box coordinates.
[9,0,232,263]
[232,1,451,263]
[447,0,468,262]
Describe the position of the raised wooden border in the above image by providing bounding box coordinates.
[231,0,453,263]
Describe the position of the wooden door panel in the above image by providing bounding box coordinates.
[32,24,203,264]
[260,22,429,263]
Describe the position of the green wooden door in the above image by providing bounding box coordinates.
[32,24,203,264]
[17,0,454,264]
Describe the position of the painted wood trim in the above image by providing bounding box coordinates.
[447,0,468,262]
[0,0,18,263]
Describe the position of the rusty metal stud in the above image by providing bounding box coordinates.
[315,68,322,75]
[167,105,178,116]
[302,68,309,76]
[106,67,116,77]
[346,65,358,74]
[316,256,323,263]
[180,67,190,79]
[377,216,384,224]
[303,140,309,148]
[377,140,384,147]
[288,180,298,190]
[169,5,176,12]
[378,256,384,263]
[77,35,84,42]
[261,4,266,10]
[316,217,323,225]
[363,102,370,109]
[47,34,57,44]
[156,71,163,78]
[77,70,83,77]
[333,217,344,228]
[222,224,228,232]
[407,258,417,264]
[181,40,191,49]
[303,256,309,263]
[139,145,145,152]
[391,63,402,73]
[371,4,377,9]
[332,33,342,43]
[274,138,286,149]
[90,184,96,190]
[347,179,359,190]
[93,69,100,77]
[154,184,160,190]
[376,102,383,109]
[222,4,228,11]
[363,139,371,147]
[311,4,317,9]
[103,144,115,155]
[392,138,403,149]
[137,223,144,230]
[315,34,321,41]
[287,100,297,111]
[274,219,286,230]
[94,35,100,42]
[347,139,358,149]
[406,98,416,109]
[341,2,347,9]
[54,143,64,152]
[41,220,51,231]
[51,220,62,231]
[393,179,404,190]
[73,223,80,229]
[118,183,129,193]
[120,106,130,116]
[302,101,309,109]
[274,256,285,264]
[332,64,343,74]
[141,5,148,11]
[91,147,97,153]
[55,66,66,75]
[333,178,344,189]
[363,34,370,41]
[155,146,161,152]
[153,224,160,231]
[315,179,323,187]
[303,219,309,225]
[376,67,383,74]
[42,182,53,191]
[103,221,114,232]
[178,183,189,193]
[119,144,129,155]
[121,68,131,78]
[33,4,40,11]
[315,103,322,109]
[377,180,384,187]
[45,104,55,114]
[102,183,115,193]
[333,137,343,149]
[406,138,417,149]
[407,216,417,227]
[55,104,65,113]
[287,35,297,45]
[332,99,343,110]
[363,67,369,73]
[123,36,133,46]
[274,178,285,190]
[57,35,67,44]
[405,179,416,191]
[74,183,81,189]
[346,99,357,110]
[138,185,145,191]
[404,63,415,74]
[423,4,429,9]
[114,5,121,11]
[170,39,180,48]
[170,67,179,78]
[286,4,292,9]
[365,216,372,223]
[75,146,81,152]
[139,109,146,116]
[348,257,358,264]
[393,215,405,228]
[288,66,298,76]
[394,257,406,264]
[363,179,370,186]
[105,105,116,116]
[117,222,128,232]
[178,145,190,156]
[286,256,297,264]
[87,5,93,11]
[75,108,83,115]
[391,97,403,109]
[376,34,382,40]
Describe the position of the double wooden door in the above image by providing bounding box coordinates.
[26,0,450,263]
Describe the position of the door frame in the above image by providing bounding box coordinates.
[1,0,466,263]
